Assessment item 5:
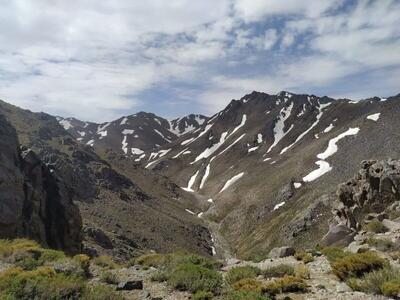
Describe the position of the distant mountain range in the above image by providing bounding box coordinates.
[0,91,398,260]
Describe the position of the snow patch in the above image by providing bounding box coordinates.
[323,123,334,133]
[182,170,200,192]
[303,161,332,182]
[273,202,285,211]
[267,102,294,153]
[366,113,381,121]
[120,117,128,125]
[248,146,259,153]
[131,148,144,155]
[122,129,134,135]
[257,133,263,144]
[219,172,244,193]
[200,164,211,189]
[185,209,195,215]
[317,127,360,160]
[294,182,302,189]
[59,119,73,130]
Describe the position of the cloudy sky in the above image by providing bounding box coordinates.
[1,0,399,122]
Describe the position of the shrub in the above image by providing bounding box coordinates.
[134,252,221,270]
[0,266,84,299]
[263,264,295,278]
[332,251,386,280]
[366,221,388,233]
[167,262,222,294]
[321,247,348,263]
[73,254,91,277]
[151,271,168,282]
[381,279,400,297]
[367,238,395,252]
[134,253,167,268]
[0,239,40,259]
[100,271,119,284]
[263,275,307,295]
[295,265,310,280]
[294,251,314,264]
[93,255,118,269]
[226,266,262,284]
[220,290,270,300]
[389,210,400,220]
[347,266,400,295]
[193,290,214,300]
[82,285,124,300]
[232,278,263,293]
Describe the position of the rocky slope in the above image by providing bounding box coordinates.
[0,115,82,254]
[142,91,400,259]
[0,100,213,260]
[57,113,208,158]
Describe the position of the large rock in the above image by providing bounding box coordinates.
[334,160,400,230]
[116,280,143,291]
[321,224,356,247]
[269,246,295,258]
[0,115,82,254]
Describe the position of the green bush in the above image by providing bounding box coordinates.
[294,251,314,264]
[82,285,124,300]
[321,247,348,263]
[168,262,222,294]
[263,275,307,295]
[366,221,388,233]
[263,264,294,278]
[226,266,262,284]
[0,266,84,299]
[93,255,119,269]
[100,271,119,284]
[193,290,214,300]
[332,251,386,280]
[381,279,400,298]
[151,271,168,282]
[219,290,271,300]
[347,266,400,295]
[367,237,395,252]
[232,278,263,293]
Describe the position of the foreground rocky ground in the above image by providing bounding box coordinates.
[2,216,400,300]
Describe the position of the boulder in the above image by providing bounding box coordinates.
[116,280,143,291]
[382,219,400,232]
[321,224,356,247]
[269,246,295,258]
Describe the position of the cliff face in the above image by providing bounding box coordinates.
[0,115,82,254]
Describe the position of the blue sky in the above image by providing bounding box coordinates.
[0,0,399,122]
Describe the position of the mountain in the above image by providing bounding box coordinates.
[141,91,400,259]
[0,100,213,259]
[57,113,208,159]
[0,114,82,254]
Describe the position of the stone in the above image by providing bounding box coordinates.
[269,246,295,258]
[347,242,369,253]
[321,224,356,247]
[116,280,143,291]
[382,219,400,232]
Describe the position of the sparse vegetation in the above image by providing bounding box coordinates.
[100,271,119,284]
[263,264,295,278]
[347,266,400,297]
[93,255,119,269]
[167,262,222,294]
[295,264,310,279]
[366,221,389,233]
[232,278,263,293]
[367,237,395,252]
[226,265,262,284]
[294,251,314,264]
[331,251,387,280]
[219,290,271,300]
[193,290,214,300]
[321,247,348,263]
[263,275,307,295]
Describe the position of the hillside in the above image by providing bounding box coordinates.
[141,91,400,258]
[0,100,213,260]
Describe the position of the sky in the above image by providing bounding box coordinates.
[0,0,399,122]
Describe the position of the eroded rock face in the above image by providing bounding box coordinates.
[0,115,82,254]
[335,160,400,230]
[322,160,400,246]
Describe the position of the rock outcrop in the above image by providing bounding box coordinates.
[323,160,400,246]
[0,115,82,254]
